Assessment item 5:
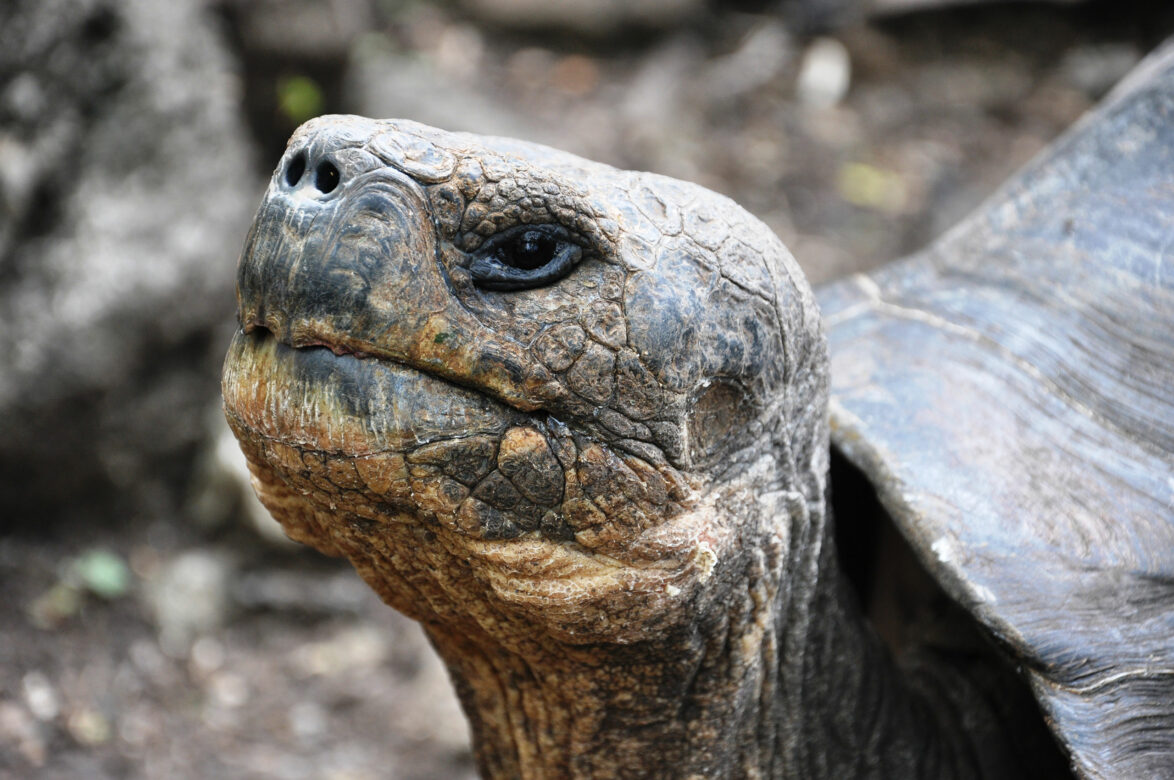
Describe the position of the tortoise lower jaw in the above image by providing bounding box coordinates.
[221,328,523,456]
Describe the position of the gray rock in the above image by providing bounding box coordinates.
[0,700,47,767]
[346,37,537,144]
[188,413,297,548]
[458,0,703,37]
[0,0,257,524]
[219,0,375,61]
[870,0,1083,13]
[796,37,852,108]
[145,549,234,655]
[232,568,374,615]
[1059,42,1143,98]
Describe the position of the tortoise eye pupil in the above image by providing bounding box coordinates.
[500,230,555,270]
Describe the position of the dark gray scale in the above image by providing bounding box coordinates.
[818,40,1174,779]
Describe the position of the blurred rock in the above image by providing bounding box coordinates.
[347,35,536,142]
[288,700,328,741]
[738,0,1091,38]
[21,672,60,722]
[458,0,703,37]
[869,0,1084,14]
[233,568,373,615]
[796,36,851,107]
[391,623,474,753]
[699,19,795,101]
[0,0,257,527]
[65,705,112,746]
[145,549,234,655]
[0,701,46,766]
[290,624,391,678]
[1060,42,1143,98]
[218,0,375,61]
[613,39,708,177]
[774,0,863,34]
[188,413,296,548]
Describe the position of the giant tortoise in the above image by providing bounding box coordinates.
[222,37,1174,779]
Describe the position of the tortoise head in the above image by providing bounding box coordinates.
[222,116,827,648]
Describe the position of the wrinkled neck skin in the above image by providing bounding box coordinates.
[397,463,1010,779]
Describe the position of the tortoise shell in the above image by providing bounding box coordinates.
[819,39,1174,779]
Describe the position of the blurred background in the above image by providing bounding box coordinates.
[1,0,1171,777]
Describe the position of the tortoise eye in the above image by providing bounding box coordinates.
[470,225,583,291]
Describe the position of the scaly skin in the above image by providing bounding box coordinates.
[223,116,1044,778]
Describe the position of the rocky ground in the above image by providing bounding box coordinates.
[1,0,1171,777]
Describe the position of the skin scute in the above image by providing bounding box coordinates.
[223,115,1070,779]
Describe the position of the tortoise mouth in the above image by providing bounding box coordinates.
[222,328,524,456]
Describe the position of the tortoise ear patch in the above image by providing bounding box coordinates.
[686,378,755,466]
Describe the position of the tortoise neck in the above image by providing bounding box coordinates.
[425,570,790,779]
[426,521,1032,779]
[787,525,1066,779]
[786,538,977,778]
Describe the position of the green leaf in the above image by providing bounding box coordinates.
[73,550,130,599]
[277,76,325,124]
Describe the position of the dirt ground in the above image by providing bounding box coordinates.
[2,2,1171,778]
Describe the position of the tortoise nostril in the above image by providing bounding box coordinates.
[285,151,306,186]
[315,161,340,193]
